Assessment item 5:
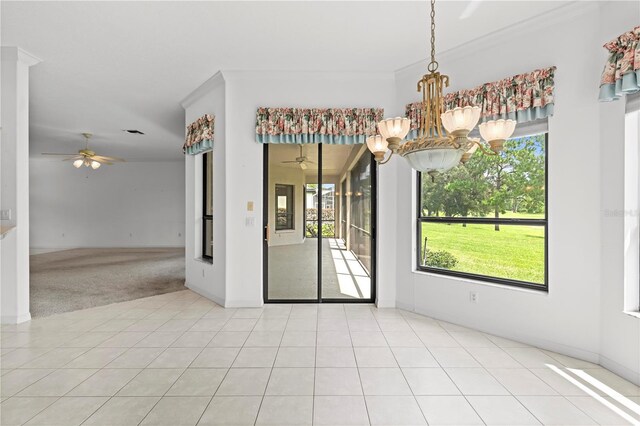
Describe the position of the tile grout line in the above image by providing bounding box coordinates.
[253,305,292,426]
[77,294,203,426]
[347,305,373,426]
[402,310,487,426]
[12,295,191,426]
[376,308,429,425]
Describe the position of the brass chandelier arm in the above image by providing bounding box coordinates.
[471,139,499,156]
[379,150,394,165]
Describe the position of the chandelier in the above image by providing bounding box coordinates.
[366,0,516,177]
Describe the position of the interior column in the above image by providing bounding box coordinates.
[1,47,41,324]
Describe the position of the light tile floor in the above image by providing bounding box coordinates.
[1,290,639,425]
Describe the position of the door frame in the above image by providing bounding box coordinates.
[262,143,377,304]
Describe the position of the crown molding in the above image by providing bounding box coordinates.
[395,1,597,77]
[180,71,225,109]
[1,46,42,67]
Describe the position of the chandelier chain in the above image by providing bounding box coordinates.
[428,0,438,72]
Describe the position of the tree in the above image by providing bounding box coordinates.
[419,134,545,231]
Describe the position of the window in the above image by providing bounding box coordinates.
[275,184,295,231]
[202,151,213,261]
[417,133,548,290]
[624,93,640,312]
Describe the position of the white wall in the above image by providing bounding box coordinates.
[1,47,41,324]
[182,72,226,306]
[185,71,397,306]
[598,2,640,386]
[29,159,185,248]
[394,2,640,384]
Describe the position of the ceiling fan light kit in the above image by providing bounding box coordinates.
[367,0,517,174]
[42,132,124,170]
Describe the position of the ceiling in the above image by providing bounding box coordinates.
[268,144,358,179]
[1,1,570,162]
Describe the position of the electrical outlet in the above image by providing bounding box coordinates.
[0,209,11,221]
[469,292,478,303]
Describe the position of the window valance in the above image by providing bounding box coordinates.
[599,26,640,102]
[184,114,214,155]
[255,107,383,144]
[405,66,556,139]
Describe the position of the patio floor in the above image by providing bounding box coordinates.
[267,238,371,300]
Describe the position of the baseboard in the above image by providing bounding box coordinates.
[224,298,264,308]
[1,312,31,324]
[376,298,397,308]
[185,283,225,307]
[407,304,601,364]
[600,354,640,387]
[396,300,414,312]
[30,245,185,251]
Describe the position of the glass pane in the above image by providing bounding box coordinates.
[204,152,213,216]
[275,184,294,230]
[419,222,545,285]
[268,144,318,300]
[204,218,213,258]
[322,144,372,300]
[419,134,546,219]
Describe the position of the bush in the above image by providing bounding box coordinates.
[306,208,335,221]
[424,249,458,269]
[305,222,335,238]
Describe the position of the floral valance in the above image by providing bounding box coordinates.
[405,66,556,138]
[184,114,214,155]
[255,107,383,144]
[599,26,640,102]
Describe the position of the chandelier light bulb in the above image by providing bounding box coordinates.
[377,118,411,151]
[441,106,481,135]
[73,159,83,168]
[479,119,516,152]
[366,135,389,162]
[91,161,101,169]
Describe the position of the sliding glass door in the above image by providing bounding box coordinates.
[263,143,375,303]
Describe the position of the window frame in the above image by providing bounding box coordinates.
[202,151,213,262]
[275,183,295,231]
[415,132,549,291]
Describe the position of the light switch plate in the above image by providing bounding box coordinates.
[245,216,255,227]
[0,209,11,221]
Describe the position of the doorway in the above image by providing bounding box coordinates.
[263,143,376,303]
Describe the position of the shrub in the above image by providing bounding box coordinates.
[424,249,458,269]
[305,222,335,238]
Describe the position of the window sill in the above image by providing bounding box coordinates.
[412,269,549,295]
[623,311,640,319]
[195,257,213,265]
[275,230,295,234]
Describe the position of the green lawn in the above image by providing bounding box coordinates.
[420,221,545,284]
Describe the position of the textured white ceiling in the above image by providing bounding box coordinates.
[1,1,569,161]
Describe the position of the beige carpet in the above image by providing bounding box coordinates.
[30,247,185,318]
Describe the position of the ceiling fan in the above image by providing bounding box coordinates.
[41,132,125,169]
[281,145,315,170]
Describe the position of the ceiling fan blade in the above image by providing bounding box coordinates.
[92,155,125,163]
[303,160,317,165]
[281,160,300,164]
[41,153,79,156]
[61,156,83,161]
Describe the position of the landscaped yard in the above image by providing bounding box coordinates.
[420,220,545,284]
